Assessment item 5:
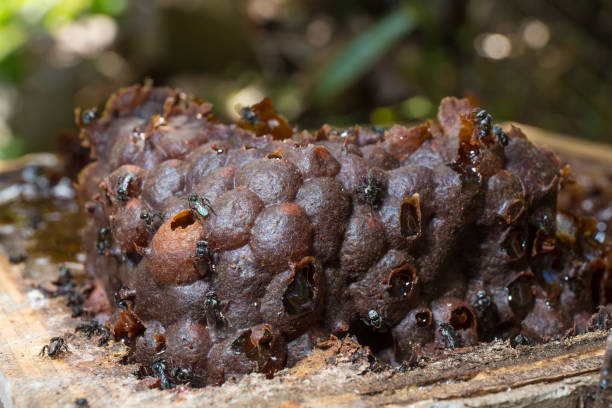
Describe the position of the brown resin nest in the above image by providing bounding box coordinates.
[76,82,612,387]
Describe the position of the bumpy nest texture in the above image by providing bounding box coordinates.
[77,83,612,387]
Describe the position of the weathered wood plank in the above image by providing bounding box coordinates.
[506,122,612,165]
[0,249,608,407]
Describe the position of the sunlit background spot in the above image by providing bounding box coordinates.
[226,86,265,120]
[52,14,117,65]
[401,96,433,119]
[370,107,395,127]
[306,17,333,48]
[522,19,550,49]
[478,33,512,60]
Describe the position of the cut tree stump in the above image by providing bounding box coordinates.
[0,124,611,408]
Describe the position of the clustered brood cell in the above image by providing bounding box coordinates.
[77,83,612,387]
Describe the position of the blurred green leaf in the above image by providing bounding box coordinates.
[92,0,126,16]
[401,95,433,119]
[0,22,26,62]
[43,0,91,29]
[313,4,419,105]
[0,136,26,159]
[0,0,127,66]
[370,106,396,126]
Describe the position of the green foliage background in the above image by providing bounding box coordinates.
[0,0,610,158]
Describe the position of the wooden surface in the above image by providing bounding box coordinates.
[510,123,612,165]
[0,248,608,407]
[0,125,611,407]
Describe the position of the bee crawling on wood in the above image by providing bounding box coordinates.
[38,266,88,318]
[75,397,89,407]
[75,320,110,346]
[511,333,530,347]
[152,358,173,390]
[75,320,104,337]
[172,367,204,387]
[39,337,69,359]
[439,323,461,349]
[172,367,191,383]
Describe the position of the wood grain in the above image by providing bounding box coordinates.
[0,237,608,407]
[509,122,612,165]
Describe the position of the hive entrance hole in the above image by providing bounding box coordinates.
[449,307,473,330]
[283,258,316,315]
[170,210,196,230]
[348,318,394,358]
[125,253,143,268]
[592,264,612,306]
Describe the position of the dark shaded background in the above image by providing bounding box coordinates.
[0,0,610,158]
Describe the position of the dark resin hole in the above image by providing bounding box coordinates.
[125,253,143,267]
[505,275,534,317]
[538,213,554,234]
[231,330,258,361]
[449,307,474,330]
[154,334,166,353]
[501,228,526,260]
[388,263,418,299]
[503,199,524,224]
[113,310,145,340]
[535,254,564,300]
[283,258,316,315]
[231,328,273,367]
[462,167,482,195]
[349,318,394,355]
[591,260,609,305]
[400,193,421,239]
[532,229,556,256]
[170,210,195,230]
[415,309,433,328]
[255,327,273,362]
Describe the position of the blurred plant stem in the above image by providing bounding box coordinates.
[313,2,421,106]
